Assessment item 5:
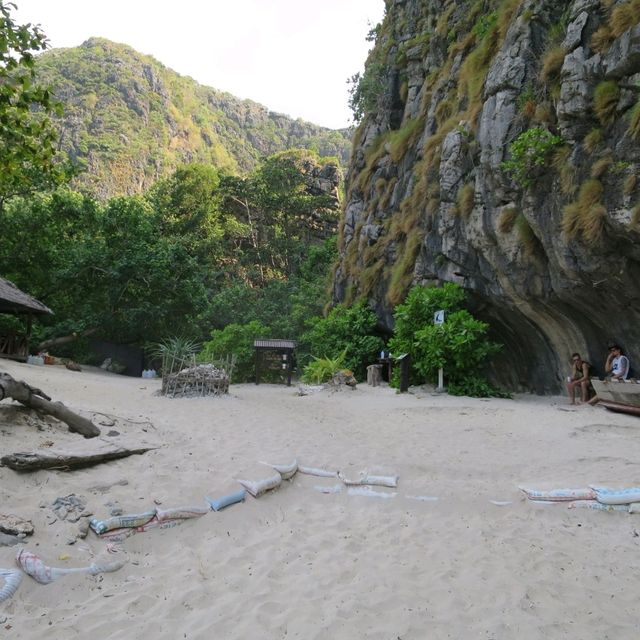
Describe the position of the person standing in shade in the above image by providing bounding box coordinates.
[566,353,590,404]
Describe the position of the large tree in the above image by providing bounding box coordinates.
[0,1,66,209]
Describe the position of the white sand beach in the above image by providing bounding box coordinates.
[2,359,640,639]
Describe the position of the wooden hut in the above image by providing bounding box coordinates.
[0,277,53,361]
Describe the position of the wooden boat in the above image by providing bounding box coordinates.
[591,379,640,416]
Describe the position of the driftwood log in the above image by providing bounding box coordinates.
[37,327,98,352]
[1,438,156,471]
[0,372,100,438]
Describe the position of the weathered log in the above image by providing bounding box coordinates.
[37,327,98,352]
[0,372,100,437]
[1,438,157,471]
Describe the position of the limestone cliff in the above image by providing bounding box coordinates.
[334,0,640,392]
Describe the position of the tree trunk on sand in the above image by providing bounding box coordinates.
[37,327,98,352]
[1,439,156,471]
[0,372,100,438]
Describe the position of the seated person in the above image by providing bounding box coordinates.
[566,353,590,404]
[605,343,629,381]
[588,343,631,406]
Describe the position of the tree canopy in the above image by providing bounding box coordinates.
[0,1,67,208]
[0,149,341,356]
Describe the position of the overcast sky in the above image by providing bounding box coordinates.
[13,0,386,130]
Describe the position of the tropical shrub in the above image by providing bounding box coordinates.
[300,303,384,381]
[301,350,347,384]
[501,127,564,188]
[199,320,271,383]
[348,62,386,123]
[389,284,504,396]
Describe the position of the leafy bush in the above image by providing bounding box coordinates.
[199,320,271,383]
[448,376,510,398]
[348,62,386,123]
[302,350,347,384]
[389,284,503,396]
[501,127,565,188]
[300,303,384,381]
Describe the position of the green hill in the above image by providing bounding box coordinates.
[36,37,352,198]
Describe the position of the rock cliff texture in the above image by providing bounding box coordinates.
[334,0,640,393]
[36,38,351,199]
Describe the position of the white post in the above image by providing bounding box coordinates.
[433,310,446,393]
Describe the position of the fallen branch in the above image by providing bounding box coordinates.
[37,327,99,352]
[0,372,100,437]
[1,438,157,471]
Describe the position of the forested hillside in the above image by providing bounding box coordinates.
[35,38,352,198]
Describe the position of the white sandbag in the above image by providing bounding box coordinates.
[207,489,247,512]
[90,511,156,535]
[98,527,136,542]
[136,516,184,532]
[260,459,298,480]
[347,486,396,499]
[518,487,595,501]
[155,504,210,521]
[16,548,126,584]
[0,568,23,603]
[339,471,398,488]
[590,486,640,505]
[568,500,630,512]
[298,466,338,478]
[235,472,282,497]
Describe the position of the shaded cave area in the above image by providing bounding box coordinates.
[471,298,563,395]
[470,289,640,396]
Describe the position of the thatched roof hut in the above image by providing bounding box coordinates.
[0,277,52,360]
[0,278,53,316]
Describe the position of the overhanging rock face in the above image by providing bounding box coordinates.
[334,0,640,393]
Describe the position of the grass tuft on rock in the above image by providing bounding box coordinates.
[562,179,607,245]
[593,81,620,125]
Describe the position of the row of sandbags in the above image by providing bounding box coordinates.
[1,458,399,603]
[520,485,640,512]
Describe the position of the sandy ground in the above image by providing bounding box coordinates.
[1,359,640,639]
